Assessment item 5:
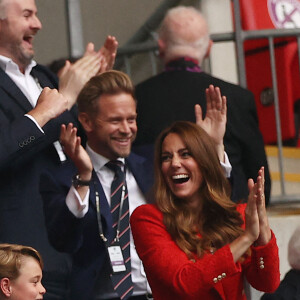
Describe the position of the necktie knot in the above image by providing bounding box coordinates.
[106,160,123,172]
[106,160,124,178]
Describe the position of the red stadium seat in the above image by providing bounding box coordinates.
[235,0,300,145]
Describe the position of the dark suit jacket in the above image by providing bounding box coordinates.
[134,65,271,204]
[0,65,80,276]
[40,152,154,300]
[261,269,300,300]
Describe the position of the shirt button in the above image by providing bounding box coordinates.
[213,277,218,283]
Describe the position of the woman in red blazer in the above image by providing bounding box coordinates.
[130,87,280,299]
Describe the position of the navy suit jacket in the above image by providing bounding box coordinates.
[40,152,154,300]
[135,67,271,204]
[0,65,80,275]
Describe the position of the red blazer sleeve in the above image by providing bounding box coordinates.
[231,204,280,292]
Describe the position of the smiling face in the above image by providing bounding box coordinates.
[83,92,137,160]
[0,0,42,72]
[161,133,203,207]
[9,256,45,300]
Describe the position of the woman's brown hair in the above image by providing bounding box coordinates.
[154,121,244,258]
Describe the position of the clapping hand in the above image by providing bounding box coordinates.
[84,35,118,72]
[59,53,102,109]
[245,167,271,246]
[59,36,118,108]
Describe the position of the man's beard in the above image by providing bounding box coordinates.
[11,43,34,68]
[18,47,34,67]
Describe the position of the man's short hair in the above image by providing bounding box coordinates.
[77,70,135,118]
[159,6,210,63]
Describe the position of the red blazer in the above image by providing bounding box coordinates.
[130,204,280,300]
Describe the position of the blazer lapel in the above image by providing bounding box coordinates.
[126,153,153,195]
[0,68,33,112]
[31,67,56,89]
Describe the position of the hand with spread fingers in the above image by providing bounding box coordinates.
[84,35,118,72]
[60,123,93,181]
[195,84,227,161]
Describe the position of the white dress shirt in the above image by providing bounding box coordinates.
[0,55,41,107]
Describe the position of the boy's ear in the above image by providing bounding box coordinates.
[0,278,12,297]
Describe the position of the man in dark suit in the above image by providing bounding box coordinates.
[134,6,271,204]
[40,71,154,300]
[0,0,117,298]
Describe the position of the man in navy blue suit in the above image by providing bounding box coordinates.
[40,71,154,300]
[0,0,117,298]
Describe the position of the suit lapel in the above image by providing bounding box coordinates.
[31,67,56,89]
[126,153,153,195]
[0,68,33,112]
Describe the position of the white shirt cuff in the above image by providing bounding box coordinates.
[66,186,90,218]
[24,114,44,133]
[220,152,232,178]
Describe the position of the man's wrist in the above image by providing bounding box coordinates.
[72,174,92,188]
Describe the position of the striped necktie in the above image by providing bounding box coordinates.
[106,160,133,300]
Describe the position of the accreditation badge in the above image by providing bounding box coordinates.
[107,242,126,274]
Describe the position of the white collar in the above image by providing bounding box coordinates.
[0,55,37,75]
[86,144,125,173]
